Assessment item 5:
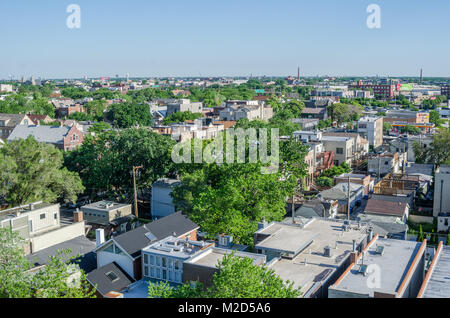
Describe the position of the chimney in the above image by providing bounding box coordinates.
[29,203,34,210]
[96,228,105,247]
[350,251,358,264]
[73,209,83,223]
[352,240,357,252]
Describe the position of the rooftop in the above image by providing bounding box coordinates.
[7,125,72,144]
[0,202,57,222]
[421,245,450,298]
[261,219,369,294]
[82,200,130,212]
[330,238,423,297]
[186,247,266,268]
[142,236,211,259]
[364,199,408,217]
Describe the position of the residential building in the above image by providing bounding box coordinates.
[94,212,199,280]
[151,178,182,219]
[290,199,339,219]
[183,247,266,287]
[301,107,328,120]
[329,237,426,298]
[87,262,135,298]
[0,202,87,254]
[317,183,364,214]
[389,135,433,163]
[356,214,408,240]
[0,113,32,140]
[81,201,132,226]
[433,165,450,217]
[0,84,13,92]
[293,130,322,143]
[219,101,273,121]
[417,242,450,298]
[363,199,410,222]
[7,124,84,151]
[367,152,406,177]
[166,99,203,116]
[51,99,84,117]
[323,132,369,160]
[254,219,370,298]
[141,236,213,284]
[335,174,373,196]
[357,116,383,148]
[440,84,450,98]
[290,118,319,131]
[321,135,354,166]
[27,114,53,125]
[349,83,395,99]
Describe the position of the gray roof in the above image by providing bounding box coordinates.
[8,125,71,144]
[0,113,29,126]
[318,183,363,201]
[112,212,199,258]
[294,199,329,218]
[371,194,413,206]
[26,235,97,273]
[423,246,450,298]
[87,262,135,296]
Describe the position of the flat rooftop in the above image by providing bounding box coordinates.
[142,236,211,260]
[255,223,317,256]
[0,202,57,222]
[330,237,422,297]
[422,246,450,298]
[186,247,266,268]
[264,219,368,294]
[82,201,130,212]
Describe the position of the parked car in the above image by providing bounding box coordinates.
[68,197,89,209]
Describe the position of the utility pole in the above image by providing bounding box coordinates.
[132,166,143,219]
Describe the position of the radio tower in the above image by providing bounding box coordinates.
[297,67,300,81]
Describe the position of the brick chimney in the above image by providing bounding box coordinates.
[349,251,358,264]
[73,209,83,223]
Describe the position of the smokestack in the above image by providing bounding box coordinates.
[96,229,105,247]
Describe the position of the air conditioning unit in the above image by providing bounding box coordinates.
[218,235,233,247]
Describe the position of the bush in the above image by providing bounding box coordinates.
[316,176,333,187]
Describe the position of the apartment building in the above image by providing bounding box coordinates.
[219,101,273,122]
[349,83,395,99]
[329,237,426,298]
[254,219,370,298]
[367,152,407,177]
[166,99,203,116]
[357,116,383,149]
[321,135,354,166]
[81,201,132,226]
[433,165,450,217]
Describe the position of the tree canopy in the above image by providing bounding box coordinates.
[0,136,84,206]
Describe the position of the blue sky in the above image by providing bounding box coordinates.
[0,0,449,79]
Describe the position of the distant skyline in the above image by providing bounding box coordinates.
[1,0,449,79]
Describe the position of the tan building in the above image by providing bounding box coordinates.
[321,135,354,166]
[81,201,132,226]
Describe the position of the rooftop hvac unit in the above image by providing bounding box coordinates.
[324,246,332,258]
[218,235,233,247]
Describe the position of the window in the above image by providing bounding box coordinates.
[144,266,149,277]
[168,258,173,268]
[54,213,58,220]
[162,257,167,268]
[144,254,148,264]
[40,213,46,220]
[162,269,167,280]
[156,256,161,266]
[150,267,155,278]
[104,244,114,253]
[105,271,119,282]
[336,148,343,154]
[150,255,155,265]
[174,260,180,270]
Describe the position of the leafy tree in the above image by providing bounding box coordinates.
[447,234,450,246]
[148,253,301,298]
[162,111,203,125]
[0,137,84,206]
[88,121,111,134]
[316,176,333,187]
[414,130,450,165]
[64,128,176,196]
[107,102,153,128]
[383,122,392,134]
[67,112,95,122]
[429,110,443,127]
[0,228,96,298]
[417,225,424,242]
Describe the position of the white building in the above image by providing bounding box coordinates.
[358,116,383,148]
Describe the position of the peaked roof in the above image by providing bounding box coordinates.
[107,212,199,258]
[0,113,29,126]
[87,262,135,297]
[8,125,71,144]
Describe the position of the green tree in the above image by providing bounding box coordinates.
[148,253,301,298]
[383,122,392,134]
[64,128,176,196]
[0,228,96,298]
[107,102,153,128]
[316,176,333,187]
[0,137,84,206]
[162,111,203,125]
[88,121,111,134]
[417,225,424,242]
